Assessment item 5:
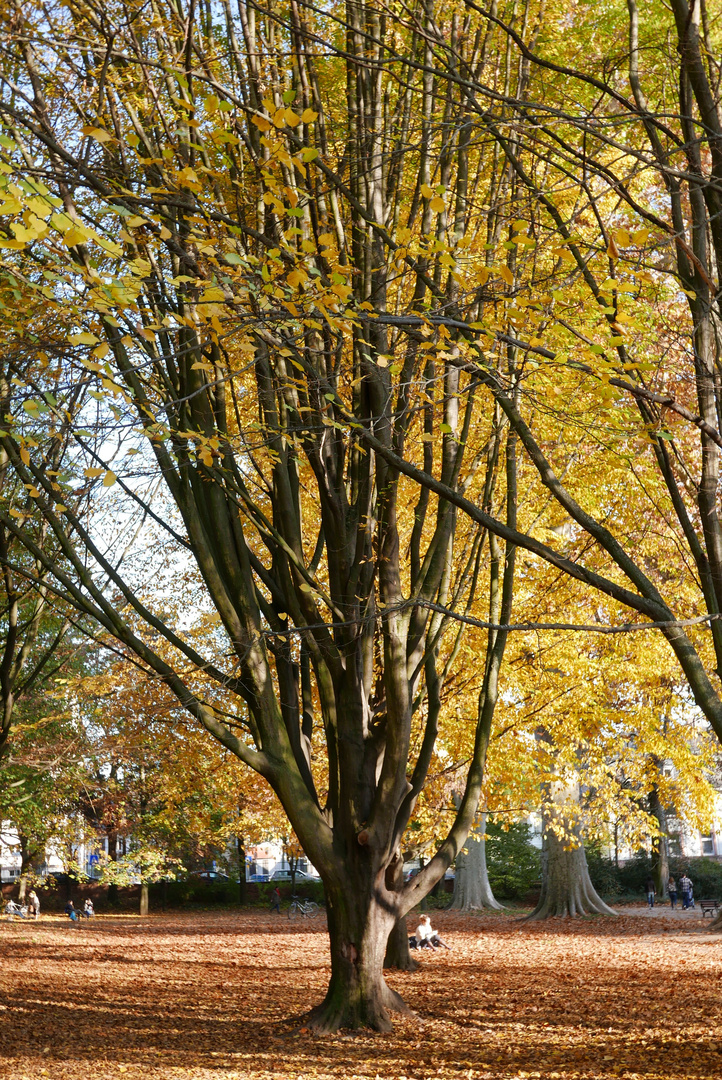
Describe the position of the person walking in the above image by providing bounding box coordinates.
[645,875,656,908]
[28,889,40,920]
[667,876,677,910]
[680,872,693,910]
[270,886,281,914]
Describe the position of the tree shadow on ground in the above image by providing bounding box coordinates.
[0,911,718,1080]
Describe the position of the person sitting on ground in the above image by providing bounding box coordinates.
[83,899,94,918]
[64,900,78,923]
[644,875,656,908]
[410,913,450,951]
[28,889,40,920]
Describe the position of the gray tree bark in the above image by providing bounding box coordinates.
[649,784,670,898]
[450,814,503,911]
[527,820,617,920]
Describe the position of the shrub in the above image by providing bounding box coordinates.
[485,820,541,900]
[670,857,722,898]
[585,847,624,899]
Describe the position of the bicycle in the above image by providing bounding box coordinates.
[4,900,28,920]
[287,895,321,920]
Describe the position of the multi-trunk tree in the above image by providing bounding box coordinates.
[3,0,722,1029]
[0,0,526,1030]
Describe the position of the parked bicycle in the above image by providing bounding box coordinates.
[4,900,28,920]
[287,895,321,920]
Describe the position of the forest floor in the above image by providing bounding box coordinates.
[1,907,721,1080]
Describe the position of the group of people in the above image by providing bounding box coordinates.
[64,899,95,922]
[644,873,695,909]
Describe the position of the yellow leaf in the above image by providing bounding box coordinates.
[82,125,112,143]
[429,196,445,213]
[103,471,117,487]
[287,268,306,289]
[126,215,147,228]
[301,109,318,123]
[632,228,650,244]
[160,226,172,240]
[84,468,105,478]
[64,226,90,246]
[200,286,225,303]
[20,448,30,465]
[606,235,619,260]
[420,183,434,199]
[93,343,110,359]
[252,115,272,131]
[177,167,200,187]
[499,265,513,285]
[285,109,301,127]
[69,332,100,346]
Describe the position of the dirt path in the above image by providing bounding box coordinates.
[1,909,721,1079]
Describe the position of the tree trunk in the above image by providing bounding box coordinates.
[18,835,31,903]
[139,882,149,916]
[527,825,617,920]
[383,858,418,971]
[310,882,408,1033]
[107,831,119,906]
[237,836,247,906]
[383,914,419,971]
[649,784,669,897]
[451,814,503,911]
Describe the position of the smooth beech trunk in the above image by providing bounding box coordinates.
[649,784,670,897]
[383,858,418,971]
[527,826,617,920]
[310,883,407,1033]
[451,814,503,911]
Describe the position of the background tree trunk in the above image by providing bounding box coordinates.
[383,857,418,971]
[527,823,617,920]
[451,814,503,911]
[237,836,247,907]
[107,832,119,907]
[649,785,670,899]
[139,882,149,916]
[383,915,418,972]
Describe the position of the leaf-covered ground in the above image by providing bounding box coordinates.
[1,908,721,1079]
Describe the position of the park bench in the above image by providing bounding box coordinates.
[699,899,720,917]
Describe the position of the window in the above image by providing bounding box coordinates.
[702,835,715,856]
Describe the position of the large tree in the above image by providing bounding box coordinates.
[3,0,722,1028]
[0,0,526,1030]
